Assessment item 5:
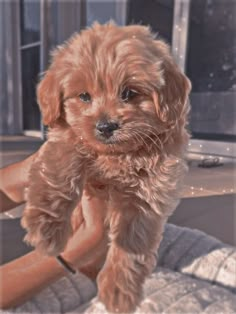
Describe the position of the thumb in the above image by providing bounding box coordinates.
[71,202,83,231]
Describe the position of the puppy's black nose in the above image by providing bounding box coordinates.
[96,120,119,137]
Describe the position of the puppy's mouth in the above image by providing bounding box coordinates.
[95,131,118,144]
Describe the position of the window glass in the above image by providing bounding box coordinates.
[21,47,41,130]
[186,0,236,93]
[187,0,236,141]
[86,0,117,26]
[127,0,174,44]
[20,0,40,45]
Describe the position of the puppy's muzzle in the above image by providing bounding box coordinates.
[96,120,119,139]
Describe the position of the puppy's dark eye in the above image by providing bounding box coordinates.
[121,88,138,102]
[79,92,91,103]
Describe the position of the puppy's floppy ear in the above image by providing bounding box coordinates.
[37,70,62,126]
[153,40,191,129]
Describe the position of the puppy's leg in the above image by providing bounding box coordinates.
[21,141,85,256]
[97,196,164,313]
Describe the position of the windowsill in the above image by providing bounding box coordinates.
[183,159,235,198]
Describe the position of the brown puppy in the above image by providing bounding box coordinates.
[21,22,191,313]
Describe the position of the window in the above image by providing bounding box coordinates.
[20,0,40,45]
[127,0,174,44]
[186,0,236,140]
[20,0,41,131]
[187,0,236,93]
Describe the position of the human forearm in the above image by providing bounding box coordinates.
[0,250,98,309]
[0,250,66,309]
[0,153,37,212]
[0,223,106,309]
[0,190,23,212]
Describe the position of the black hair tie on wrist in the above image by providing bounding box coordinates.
[56,255,77,274]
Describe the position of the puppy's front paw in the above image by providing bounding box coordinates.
[97,266,141,313]
[21,207,72,256]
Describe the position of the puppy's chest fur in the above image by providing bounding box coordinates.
[85,153,159,192]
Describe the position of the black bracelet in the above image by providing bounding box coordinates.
[56,255,77,275]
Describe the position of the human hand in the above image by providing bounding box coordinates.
[62,187,108,273]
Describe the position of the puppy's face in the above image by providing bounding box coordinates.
[38,23,191,154]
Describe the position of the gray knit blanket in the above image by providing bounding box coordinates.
[6,224,236,313]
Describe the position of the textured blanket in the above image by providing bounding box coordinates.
[6,224,236,313]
